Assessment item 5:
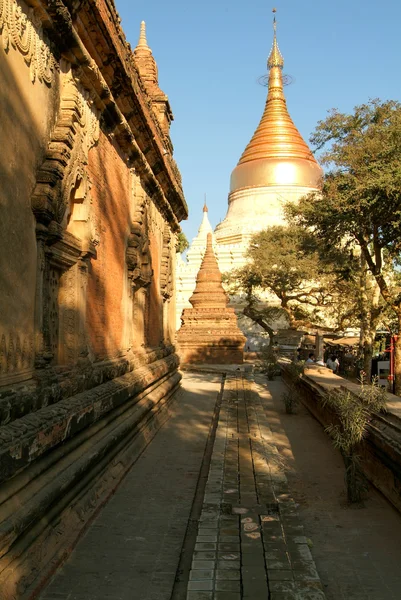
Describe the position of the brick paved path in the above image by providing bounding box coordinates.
[256,377,401,600]
[185,375,325,600]
[38,372,326,600]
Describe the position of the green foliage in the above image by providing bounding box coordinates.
[282,389,298,414]
[322,378,387,502]
[281,361,304,414]
[259,345,279,380]
[290,99,401,263]
[286,360,305,382]
[230,225,349,330]
[287,99,401,388]
[176,231,189,254]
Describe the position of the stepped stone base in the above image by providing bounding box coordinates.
[177,234,245,366]
[179,340,244,364]
[0,349,180,600]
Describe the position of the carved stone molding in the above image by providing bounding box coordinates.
[31,62,99,236]
[160,223,173,301]
[31,63,100,367]
[126,196,153,291]
[0,331,34,384]
[0,0,57,83]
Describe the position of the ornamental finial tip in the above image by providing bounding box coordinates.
[138,20,148,48]
[267,8,284,69]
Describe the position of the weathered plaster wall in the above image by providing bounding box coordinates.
[0,0,58,383]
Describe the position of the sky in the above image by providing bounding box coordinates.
[115,0,401,244]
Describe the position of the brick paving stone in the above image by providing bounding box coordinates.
[188,581,214,591]
[186,593,213,600]
[39,372,328,600]
[190,570,215,581]
[183,374,326,600]
[215,571,240,581]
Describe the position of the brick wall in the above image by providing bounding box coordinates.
[147,232,163,347]
[87,131,130,359]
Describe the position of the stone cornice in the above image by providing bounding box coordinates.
[25,0,188,230]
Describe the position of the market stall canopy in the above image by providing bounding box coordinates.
[326,337,360,347]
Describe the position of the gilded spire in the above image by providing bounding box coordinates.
[203,194,208,212]
[267,10,284,69]
[229,9,323,191]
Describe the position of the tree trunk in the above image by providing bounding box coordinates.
[358,258,373,380]
[281,299,295,328]
[243,305,274,346]
[394,312,401,396]
[362,339,373,381]
[344,453,364,504]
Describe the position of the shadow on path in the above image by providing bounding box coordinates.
[39,373,221,600]
[256,376,401,600]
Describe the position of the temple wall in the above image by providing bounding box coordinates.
[87,130,131,360]
[148,231,163,347]
[0,1,187,596]
[0,0,59,385]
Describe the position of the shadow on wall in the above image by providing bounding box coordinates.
[0,59,158,415]
[86,133,132,361]
[0,46,52,366]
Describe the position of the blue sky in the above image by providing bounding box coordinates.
[115,0,401,243]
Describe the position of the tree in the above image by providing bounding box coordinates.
[175,231,189,254]
[296,229,388,380]
[288,99,401,393]
[227,225,353,335]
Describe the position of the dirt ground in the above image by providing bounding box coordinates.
[255,376,401,600]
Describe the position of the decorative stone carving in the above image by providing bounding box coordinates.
[160,223,173,301]
[126,197,153,291]
[0,332,34,382]
[31,62,99,235]
[30,64,99,366]
[0,0,56,83]
[177,233,246,364]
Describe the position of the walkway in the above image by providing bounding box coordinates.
[37,372,401,600]
[255,376,401,600]
[38,372,221,600]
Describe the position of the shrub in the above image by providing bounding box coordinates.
[260,345,280,380]
[282,389,297,414]
[281,361,304,413]
[322,377,387,503]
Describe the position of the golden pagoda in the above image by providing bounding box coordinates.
[214,10,323,249]
[176,12,323,347]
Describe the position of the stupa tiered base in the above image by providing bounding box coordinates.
[178,308,245,364]
[177,233,245,364]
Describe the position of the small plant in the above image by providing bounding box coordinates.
[260,345,279,380]
[282,389,298,414]
[281,360,304,413]
[286,361,305,381]
[322,376,387,503]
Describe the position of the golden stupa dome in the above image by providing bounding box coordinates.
[230,15,323,193]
